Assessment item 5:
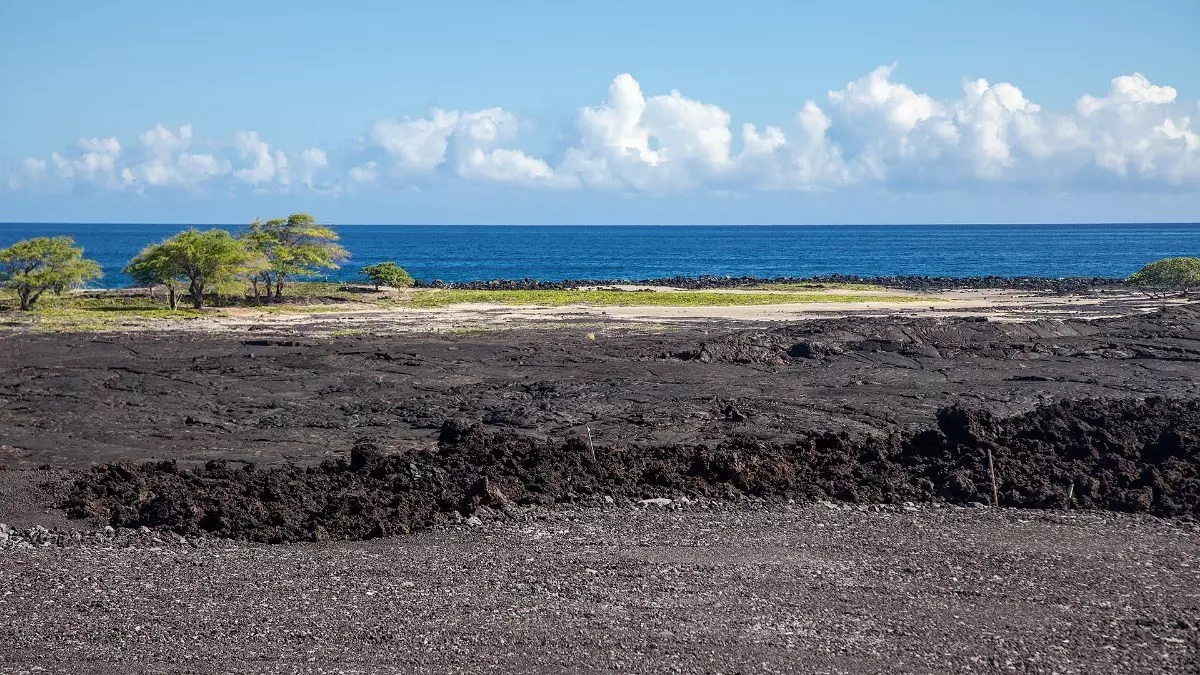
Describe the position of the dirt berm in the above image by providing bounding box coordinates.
[62,396,1199,542]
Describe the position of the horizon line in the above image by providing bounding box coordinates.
[3,221,1200,228]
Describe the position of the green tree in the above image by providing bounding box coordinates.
[1128,257,1200,295]
[361,262,414,290]
[124,241,187,309]
[244,214,348,299]
[131,229,263,309]
[0,236,102,310]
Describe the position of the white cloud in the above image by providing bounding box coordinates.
[348,160,378,183]
[555,73,741,189]
[828,64,940,134]
[128,124,228,187]
[233,131,284,186]
[8,67,1199,197]
[459,147,577,188]
[50,136,122,184]
[1077,73,1176,116]
[367,108,522,173]
[364,106,577,188]
[297,148,328,188]
[794,67,1200,188]
[228,132,334,190]
[368,110,462,172]
[785,102,853,187]
[23,157,47,177]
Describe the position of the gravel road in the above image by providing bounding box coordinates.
[2,505,1197,674]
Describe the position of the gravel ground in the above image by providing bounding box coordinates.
[2,505,1198,674]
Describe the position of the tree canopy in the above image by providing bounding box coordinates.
[131,229,263,309]
[0,236,102,310]
[245,213,348,299]
[361,262,414,290]
[124,239,189,309]
[1128,257,1200,294]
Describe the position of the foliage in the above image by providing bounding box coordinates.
[131,229,264,309]
[0,236,102,310]
[244,214,348,299]
[361,262,414,290]
[125,240,188,309]
[1128,257,1200,294]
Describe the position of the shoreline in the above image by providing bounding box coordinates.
[415,273,1128,293]
[68,273,1131,295]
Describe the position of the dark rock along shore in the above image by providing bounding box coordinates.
[418,273,1126,293]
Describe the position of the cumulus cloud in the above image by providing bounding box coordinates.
[127,124,228,187]
[348,160,378,183]
[458,147,575,188]
[23,157,48,177]
[367,110,465,172]
[364,107,572,187]
[233,131,288,186]
[226,131,331,191]
[48,136,122,185]
[296,148,328,189]
[9,66,1199,197]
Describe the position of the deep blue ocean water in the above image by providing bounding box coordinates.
[1,223,1198,287]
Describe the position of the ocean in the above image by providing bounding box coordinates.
[1,223,1198,287]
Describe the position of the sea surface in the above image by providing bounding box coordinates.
[1,223,1199,287]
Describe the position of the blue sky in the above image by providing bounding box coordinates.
[1,0,1198,224]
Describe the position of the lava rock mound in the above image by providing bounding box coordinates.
[63,397,1200,542]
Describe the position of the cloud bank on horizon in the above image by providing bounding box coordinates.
[7,65,1199,198]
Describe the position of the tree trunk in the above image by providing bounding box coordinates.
[250,278,259,301]
[275,274,285,300]
[18,288,32,311]
[168,286,177,310]
[190,281,204,309]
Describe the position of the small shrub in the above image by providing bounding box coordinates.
[1128,257,1200,295]
[361,262,414,290]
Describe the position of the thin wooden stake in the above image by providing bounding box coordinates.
[1066,483,1075,510]
[987,448,999,507]
[586,426,596,462]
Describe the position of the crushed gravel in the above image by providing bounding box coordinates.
[1,505,1197,674]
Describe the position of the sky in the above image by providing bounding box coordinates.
[1,0,1198,225]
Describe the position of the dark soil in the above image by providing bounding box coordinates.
[62,397,1200,542]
